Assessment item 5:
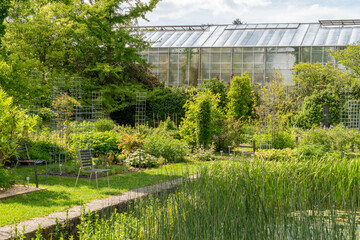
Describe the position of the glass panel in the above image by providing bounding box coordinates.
[213,30,234,47]
[313,28,328,46]
[302,24,320,46]
[201,48,211,80]
[189,48,199,86]
[301,47,311,62]
[224,30,245,47]
[152,32,174,47]
[325,28,341,46]
[337,28,353,46]
[278,29,297,46]
[158,49,169,83]
[349,28,360,44]
[203,26,227,47]
[311,47,323,63]
[290,24,310,46]
[172,32,194,47]
[169,49,179,87]
[179,50,188,86]
[245,31,264,46]
[182,31,203,47]
[267,29,286,46]
[162,32,185,47]
[192,26,217,47]
[257,29,276,46]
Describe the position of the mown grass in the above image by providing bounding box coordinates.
[0,161,205,227]
[75,156,360,239]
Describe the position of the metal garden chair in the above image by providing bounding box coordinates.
[14,142,48,188]
[74,149,111,190]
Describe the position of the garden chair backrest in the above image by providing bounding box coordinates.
[15,142,31,161]
[79,150,94,170]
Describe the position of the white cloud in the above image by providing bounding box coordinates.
[139,0,360,26]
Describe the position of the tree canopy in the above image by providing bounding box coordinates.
[1,0,159,111]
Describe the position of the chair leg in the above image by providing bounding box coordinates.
[89,172,92,185]
[34,162,39,188]
[45,161,48,183]
[95,172,98,190]
[25,163,30,179]
[74,168,81,191]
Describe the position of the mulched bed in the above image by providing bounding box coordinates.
[0,185,45,201]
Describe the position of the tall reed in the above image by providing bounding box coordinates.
[76,156,360,239]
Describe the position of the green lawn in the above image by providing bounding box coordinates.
[0,161,204,227]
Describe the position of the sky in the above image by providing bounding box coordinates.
[138,0,360,26]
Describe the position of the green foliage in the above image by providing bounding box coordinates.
[300,124,360,153]
[3,0,159,112]
[297,144,327,157]
[199,78,229,109]
[94,119,115,132]
[180,90,224,148]
[192,146,215,161]
[272,131,295,149]
[331,43,360,77]
[126,150,158,168]
[212,117,245,151]
[159,117,177,131]
[255,148,299,161]
[292,62,357,128]
[0,87,37,164]
[227,73,253,121]
[0,167,15,190]
[70,130,119,156]
[144,129,188,163]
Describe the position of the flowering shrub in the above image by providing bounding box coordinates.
[96,151,125,167]
[126,150,158,168]
[51,93,80,120]
[117,133,145,154]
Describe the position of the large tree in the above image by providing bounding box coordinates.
[2,0,158,110]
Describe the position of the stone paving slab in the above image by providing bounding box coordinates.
[0,175,196,240]
[0,186,45,201]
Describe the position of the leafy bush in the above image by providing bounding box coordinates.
[96,151,125,167]
[179,90,224,148]
[298,124,360,153]
[227,73,254,121]
[0,167,15,190]
[144,129,188,163]
[70,131,119,156]
[272,131,295,149]
[94,119,115,132]
[255,148,299,161]
[126,150,158,168]
[0,87,38,164]
[300,126,331,151]
[192,147,215,161]
[297,144,327,157]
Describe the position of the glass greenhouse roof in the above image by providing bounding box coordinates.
[139,23,360,48]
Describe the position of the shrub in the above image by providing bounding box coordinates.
[117,133,145,154]
[94,119,115,132]
[300,126,331,151]
[255,148,299,161]
[144,129,188,163]
[70,131,119,156]
[0,167,15,190]
[297,144,327,157]
[227,73,254,121]
[272,131,295,149]
[126,150,158,168]
[0,87,38,165]
[192,147,215,161]
[179,90,224,148]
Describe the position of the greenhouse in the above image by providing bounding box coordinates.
[139,20,360,86]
